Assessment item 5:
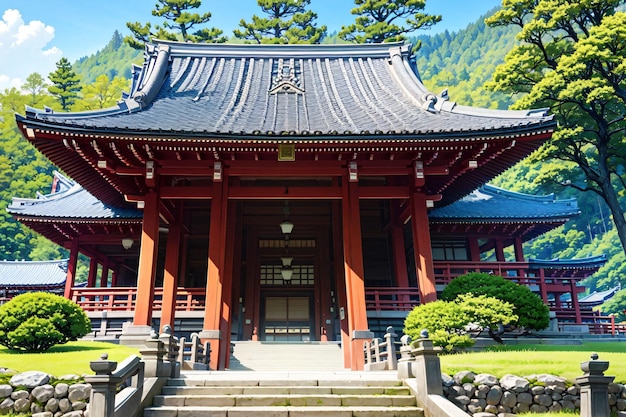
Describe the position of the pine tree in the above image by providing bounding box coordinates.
[339,0,441,43]
[233,0,326,44]
[48,58,81,111]
[125,0,226,50]
[486,1,626,258]
[21,73,48,106]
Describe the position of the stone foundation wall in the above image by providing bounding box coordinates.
[443,371,626,416]
[0,370,90,417]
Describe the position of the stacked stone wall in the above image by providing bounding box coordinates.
[443,371,626,417]
[0,370,90,417]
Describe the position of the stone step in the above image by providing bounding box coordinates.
[166,377,404,387]
[144,371,423,417]
[229,341,345,371]
[144,405,424,417]
[153,393,417,407]
[161,385,412,396]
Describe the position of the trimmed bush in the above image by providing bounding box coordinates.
[404,293,517,352]
[441,272,550,331]
[0,292,91,352]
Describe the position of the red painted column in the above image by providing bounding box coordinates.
[202,175,229,370]
[133,191,160,327]
[87,258,98,288]
[160,211,182,333]
[514,237,525,262]
[391,202,409,289]
[219,200,237,369]
[341,176,368,371]
[64,238,79,299]
[494,239,506,262]
[571,280,582,323]
[99,261,109,288]
[469,237,481,261]
[539,268,549,304]
[332,199,351,368]
[410,191,437,304]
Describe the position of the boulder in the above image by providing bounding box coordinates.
[9,371,50,389]
[474,374,498,387]
[500,374,529,393]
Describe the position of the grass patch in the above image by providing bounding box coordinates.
[0,341,140,377]
[440,341,626,383]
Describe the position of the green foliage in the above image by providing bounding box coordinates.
[404,293,516,352]
[486,2,626,261]
[74,75,130,111]
[74,32,142,84]
[339,0,441,44]
[48,58,81,111]
[126,0,227,50]
[0,293,91,352]
[411,8,519,109]
[441,272,550,331]
[234,0,326,44]
[404,299,474,352]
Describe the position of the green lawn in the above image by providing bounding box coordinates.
[440,342,626,383]
[0,341,140,377]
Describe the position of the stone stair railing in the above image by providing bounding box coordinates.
[363,325,399,371]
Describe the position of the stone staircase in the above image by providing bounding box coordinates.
[228,341,345,371]
[143,371,424,417]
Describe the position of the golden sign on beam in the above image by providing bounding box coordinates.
[278,144,295,161]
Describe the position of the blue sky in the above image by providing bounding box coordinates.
[0,0,501,90]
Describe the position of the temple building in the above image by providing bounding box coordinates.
[10,41,609,370]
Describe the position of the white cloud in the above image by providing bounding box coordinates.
[0,9,62,91]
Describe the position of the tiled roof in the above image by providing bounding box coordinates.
[6,172,142,220]
[19,41,554,138]
[528,254,608,269]
[429,184,580,222]
[0,259,67,289]
[579,284,620,306]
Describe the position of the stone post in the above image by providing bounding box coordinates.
[576,353,615,417]
[86,354,118,417]
[140,338,166,378]
[159,324,180,378]
[384,326,398,370]
[398,330,443,396]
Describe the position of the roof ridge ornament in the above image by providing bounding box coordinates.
[269,58,304,95]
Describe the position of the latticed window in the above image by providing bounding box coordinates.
[431,240,469,261]
[260,265,315,286]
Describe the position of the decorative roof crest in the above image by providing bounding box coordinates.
[270,58,304,94]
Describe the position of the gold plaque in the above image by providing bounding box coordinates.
[278,144,295,161]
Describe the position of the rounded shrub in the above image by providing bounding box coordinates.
[0,292,91,352]
[440,272,550,331]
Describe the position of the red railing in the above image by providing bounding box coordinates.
[72,287,206,312]
[365,287,420,311]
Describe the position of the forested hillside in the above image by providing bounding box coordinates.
[1,8,624,319]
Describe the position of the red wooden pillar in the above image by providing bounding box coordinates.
[514,237,525,262]
[468,237,481,261]
[571,280,582,323]
[202,174,229,370]
[539,268,549,304]
[64,238,79,299]
[410,191,437,304]
[160,211,182,333]
[100,261,109,288]
[494,239,506,262]
[218,200,237,369]
[390,202,409,288]
[87,258,98,288]
[341,175,369,371]
[332,199,350,368]
[133,191,160,327]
